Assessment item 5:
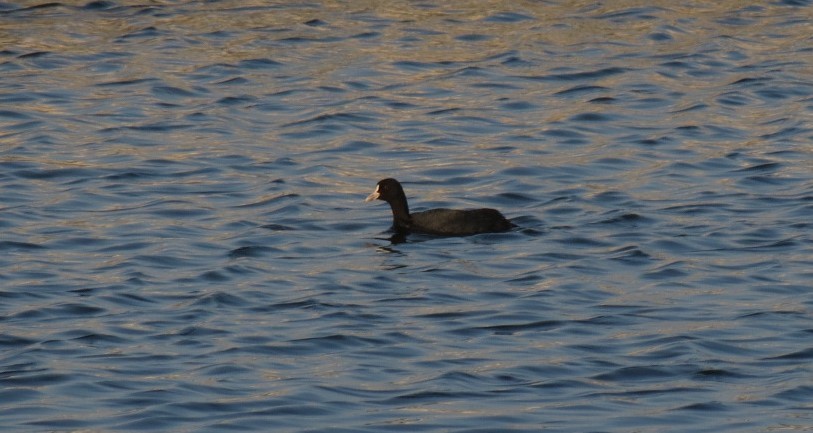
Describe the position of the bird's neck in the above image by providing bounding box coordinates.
[388,195,411,231]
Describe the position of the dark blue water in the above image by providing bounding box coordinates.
[1,1,812,432]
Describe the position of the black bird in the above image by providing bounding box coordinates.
[365,178,514,236]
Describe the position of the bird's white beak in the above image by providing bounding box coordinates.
[365,185,380,202]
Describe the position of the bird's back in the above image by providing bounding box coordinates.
[410,208,513,236]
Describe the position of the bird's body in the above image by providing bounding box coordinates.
[406,208,513,235]
[366,178,514,236]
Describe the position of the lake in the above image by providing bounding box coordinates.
[1,1,812,432]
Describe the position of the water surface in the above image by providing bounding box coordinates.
[1,1,812,432]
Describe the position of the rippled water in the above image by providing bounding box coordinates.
[2,1,812,431]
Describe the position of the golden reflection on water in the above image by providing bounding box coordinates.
[1,0,810,181]
[4,1,809,61]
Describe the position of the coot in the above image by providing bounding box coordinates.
[365,178,514,236]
